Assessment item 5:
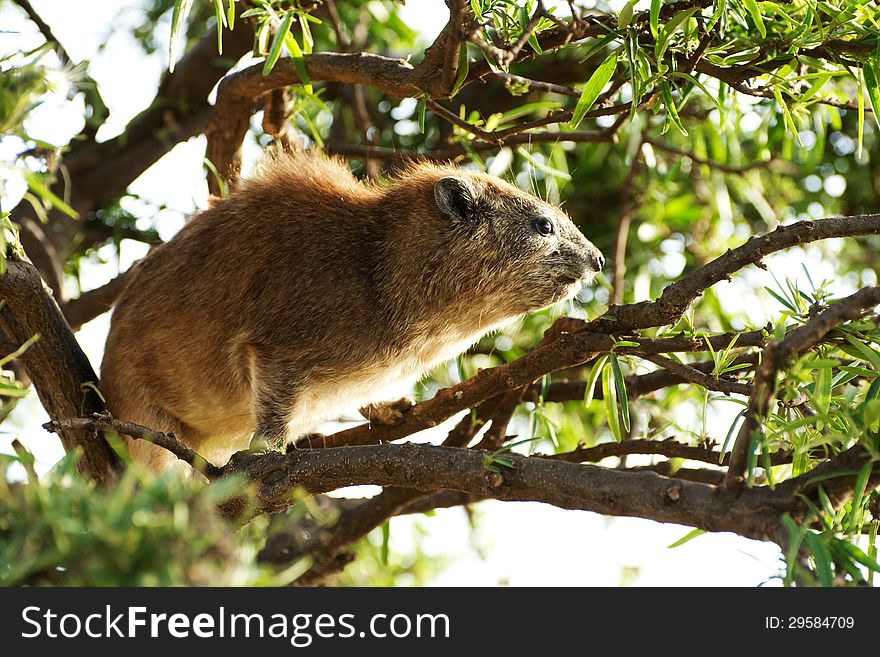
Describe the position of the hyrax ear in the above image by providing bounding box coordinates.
[434,176,479,222]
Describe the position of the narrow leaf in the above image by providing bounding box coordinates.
[650,0,662,38]
[863,56,880,131]
[668,528,706,548]
[452,43,469,95]
[213,0,227,55]
[743,0,766,38]
[569,53,617,129]
[609,352,630,433]
[660,81,687,136]
[169,0,195,73]
[263,11,294,75]
[603,362,623,442]
[584,355,608,407]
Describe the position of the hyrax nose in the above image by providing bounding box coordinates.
[583,246,604,273]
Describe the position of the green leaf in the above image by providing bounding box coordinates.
[569,53,617,129]
[618,0,635,29]
[813,364,832,416]
[742,0,766,38]
[452,43,470,95]
[609,352,630,433]
[602,361,623,442]
[844,335,880,372]
[169,0,195,73]
[838,539,880,574]
[263,11,294,75]
[227,0,236,31]
[23,172,78,219]
[584,355,608,408]
[848,461,873,529]
[213,0,227,55]
[300,14,314,55]
[417,95,427,133]
[649,0,662,38]
[772,87,803,146]
[800,72,833,104]
[283,30,312,93]
[707,0,728,35]
[655,8,698,63]
[764,285,797,312]
[863,55,880,131]
[803,532,833,587]
[668,528,706,548]
[470,0,484,22]
[858,68,865,157]
[380,520,390,566]
[660,81,687,136]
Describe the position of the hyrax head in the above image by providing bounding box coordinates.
[432,172,604,316]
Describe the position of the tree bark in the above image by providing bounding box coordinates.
[0,253,118,483]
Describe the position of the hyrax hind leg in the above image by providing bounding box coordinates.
[247,348,299,451]
[359,398,413,426]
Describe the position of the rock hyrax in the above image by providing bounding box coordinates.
[100,151,604,468]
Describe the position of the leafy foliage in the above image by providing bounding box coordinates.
[0,448,273,586]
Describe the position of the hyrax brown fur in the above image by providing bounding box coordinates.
[101,151,604,469]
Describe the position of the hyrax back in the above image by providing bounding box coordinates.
[100,151,603,468]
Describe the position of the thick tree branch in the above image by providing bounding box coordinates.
[218,443,792,542]
[258,486,426,566]
[0,254,118,483]
[206,54,423,193]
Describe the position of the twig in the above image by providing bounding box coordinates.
[492,71,581,98]
[502,0,547,65]
[645,139,778,175]
[42,413,223,479]
[426,98,503,145]
[643,353,753,396]
[12,0,72,66]
[526,353,760,403]
[542,438,791,467]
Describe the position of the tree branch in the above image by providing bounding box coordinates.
[724,286,880,492]
[218,443,792,542]
[0,254,118,483]
[62,269,134,332]
[42,412,223,479]
[591,215,880,332]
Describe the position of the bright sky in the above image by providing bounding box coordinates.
[6,0,868,586]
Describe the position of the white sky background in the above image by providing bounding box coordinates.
[5,0,873,586]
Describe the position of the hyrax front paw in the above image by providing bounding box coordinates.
[248,433,275,452]
[359,398,413,426]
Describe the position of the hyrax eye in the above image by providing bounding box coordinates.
[532,218,554,236]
